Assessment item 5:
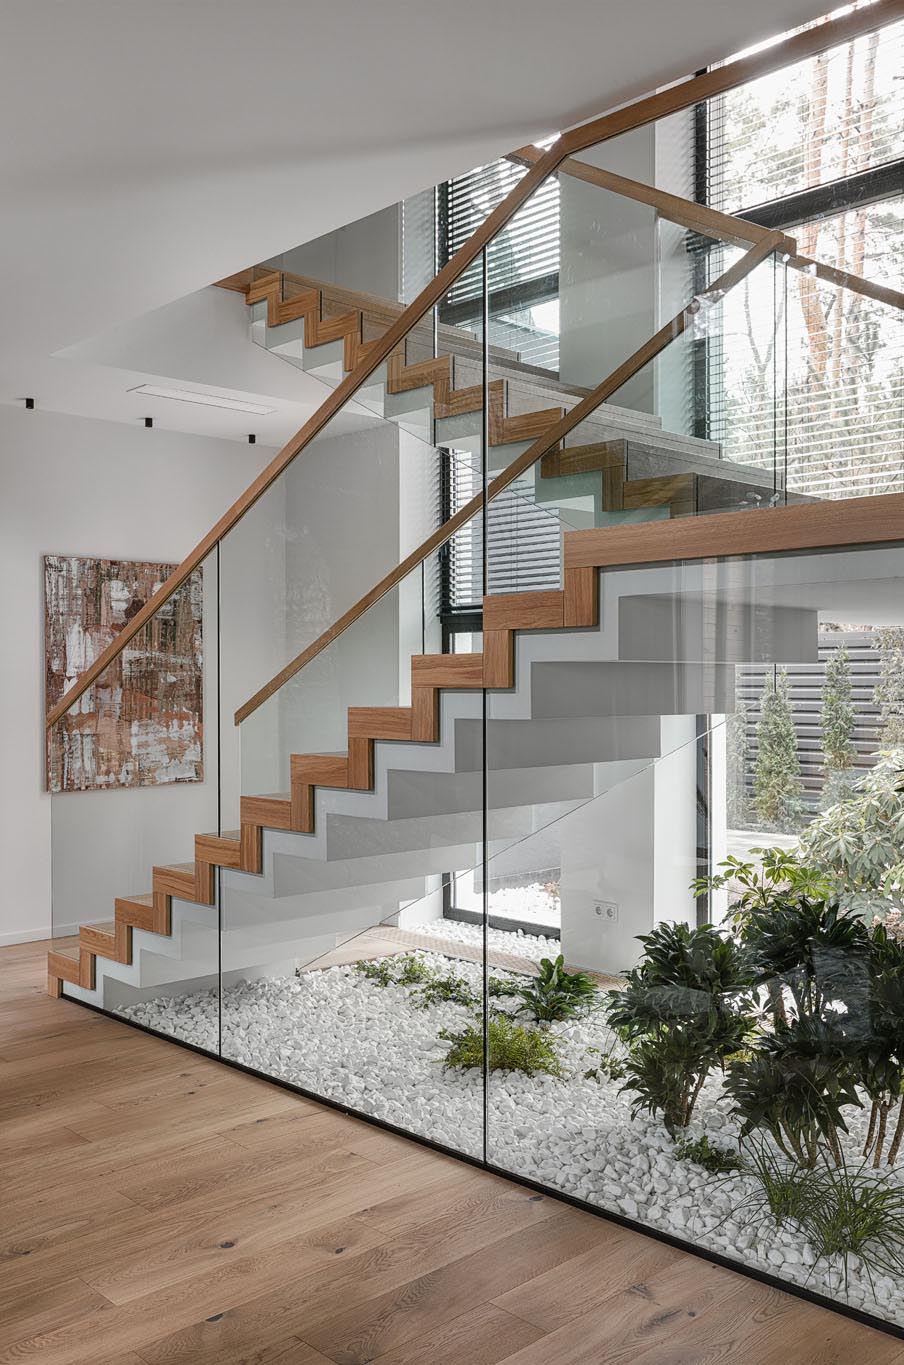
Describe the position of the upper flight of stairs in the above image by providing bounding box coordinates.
[218,267,784,519]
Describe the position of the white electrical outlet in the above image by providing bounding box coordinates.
[595,901,619,923]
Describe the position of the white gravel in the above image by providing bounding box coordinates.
[117,937,904,1330]
[413,918,560,963]
[486,882,561,930]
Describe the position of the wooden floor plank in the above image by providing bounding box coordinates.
[1,939,901,1365]
[368,1301,545,1365]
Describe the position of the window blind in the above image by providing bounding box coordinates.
[439,159,560,309]
[441,454,563,616]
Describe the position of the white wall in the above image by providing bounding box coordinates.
[267,204,402,302]
[0,404,272,944]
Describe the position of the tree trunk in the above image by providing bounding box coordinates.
[864,1098,879,1157]
[887,1098,904,1166]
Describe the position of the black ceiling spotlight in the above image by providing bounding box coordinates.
[144,417,153,428]
[24,397,35,410]
[248,433,256,444]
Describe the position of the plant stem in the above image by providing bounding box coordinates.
[766,980,787,1027]
[864,1099,879,1157]
[873,1102,890,1168]
[825,1123,842,1167]
[684,1070,708,1127]
[887,1097,904,1166]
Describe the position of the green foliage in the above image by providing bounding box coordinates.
[798,750,904,917]
[353,953,477,1011]
[726,700,752,829]
[488,974,522,999]
[440,1015,564,1078]
[606,923,756,1136]
[691,847,832,933]
[353,958,395,987]
[674,1134,743,1174]
[821,643,857,799]
[874,628,904,748]
[803,1156,904,1287]
[583,1039,626,1084]
[741,895,868,1020]
[724,1017,862,1167]
[753,668,804,832]
[738,1144,904,1291]
[857,924,904,1167]
[411,970,478,1011]
[734,1140,821,1230]
[394,954,434,986]
[513,955,599,1025]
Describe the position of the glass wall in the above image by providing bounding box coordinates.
[47,54,904,1341]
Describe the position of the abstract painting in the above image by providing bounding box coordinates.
[44,555,203,792]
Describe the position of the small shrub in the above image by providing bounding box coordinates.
[394,954,435,986]
[674,1135,742,1175]
[488,974,522,999]
[606,922,756,1136]
[734,1139,820,1231]
[804,1157,904,1288]
[583,1040,626,1083]
[514,955,599,1025]
[440,1015,564,1078]
[737,1144,904,1291]
[412,970,478,1011]
[354,958,395,987]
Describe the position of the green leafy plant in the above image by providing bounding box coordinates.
[412,970,478,1011]
[857,923,904,1167]
[725,1016,862,1167]
[674,1134,742,1174]
[732,1139,821,1231]
[353,958,395,987]
[753,667,804,833]
[513,955,599,1025]
[803,1155,904,1289]
[488,974,523,999]
[394,954,435,986]
[439,1015,564,1078]
[798,750,904,918]
[583,1039,626,1083]
[606,923,756,1136]
[691,848,832,936]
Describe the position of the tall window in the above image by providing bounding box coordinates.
[437,157,561,369]
[699,6,904,498]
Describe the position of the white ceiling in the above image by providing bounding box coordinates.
[1,0,828,444]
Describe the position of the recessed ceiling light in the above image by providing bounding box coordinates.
[128,383,275,416]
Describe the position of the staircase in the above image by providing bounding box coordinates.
[47,539,821,1005]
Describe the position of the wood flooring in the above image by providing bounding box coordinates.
[2,938,903,1364]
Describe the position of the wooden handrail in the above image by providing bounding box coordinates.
[234,231,788,724]
[512,147,904,314]
[46,0,903,730]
